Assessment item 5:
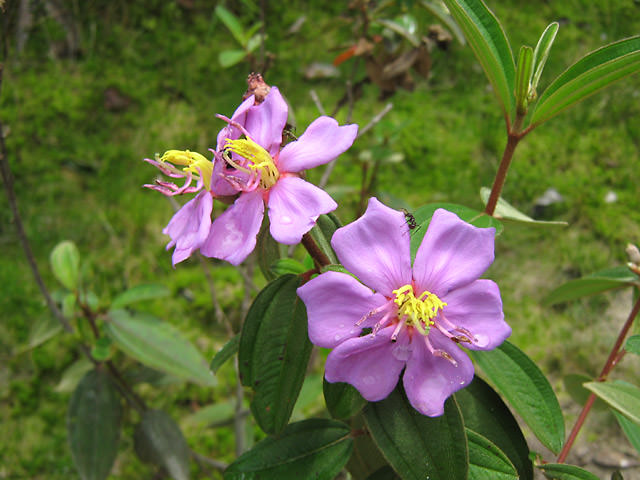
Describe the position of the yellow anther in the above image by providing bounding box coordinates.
[392,284,447,336]
[224,138,280,189]
[160,150,213,190]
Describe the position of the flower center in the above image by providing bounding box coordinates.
[223,138,280,190]
[160,149,213,190]
[392,284,447,336]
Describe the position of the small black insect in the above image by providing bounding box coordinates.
[402,208,417,230]
[283,123,298,142]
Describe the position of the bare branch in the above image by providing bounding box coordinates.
[309,89,326,116]
[0,65,74,333]
[319,102,393,189]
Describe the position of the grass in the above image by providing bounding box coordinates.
[1,0,640,478]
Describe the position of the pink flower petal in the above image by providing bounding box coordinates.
[441,279,510,351]
[277,117,358,173]
[297,271,388,348]
[324,326,406,401]
[162,191,213,266]
[402,330,475,417]
[267,176,337,245]
[245,87,288,156]
[413,209,495,297]
[216,94,255,148]
[331,197,412,296]
[200,190,264,265]
[210,156,243,197]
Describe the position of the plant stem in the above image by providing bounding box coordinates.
[484,113,527,216]
[0,68,74,333]
[301,232,331,268]
[556,292,640,463]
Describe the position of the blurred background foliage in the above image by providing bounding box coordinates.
[1,0,640,477]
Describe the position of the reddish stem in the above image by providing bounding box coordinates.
[484,114,528,216]
[301,232,331,268]
[556,293,640,463]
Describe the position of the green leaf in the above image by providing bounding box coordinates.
[68,369,122,480]
[467,429,518,480]
[19,314,63,353]
[210,334,240,374]
[531,36,640,126]
[291,373,324,420]
[321,264,355,276]
[530,22,559,96]
[537,463,600,480]
[123,365,179,387]
[239,274,312,434]
[309,213,342,264]
[182,401,235,428]
[515,46,534,115]
[50,240,81,290]
[111,284,169,309]
[105,309,215,386]
[91,336,113,362]
[270,258,307,276]
[366,466,401,480]
[55,358,94,393]
[544,266,638,305]
[563,374,607,411]
[224,419,353,480]
[441,0,515,119]
[419,0,466,45]
[363,386,468,480]
[613,409,640,455]
[134,410,190,480]
[256,216,283,281]
[471,341,565,453]
[480,187,568,227]
[246,33,263,53]
[376,17,420,47]
[219,49,248,68]
[585,380,640,424]
[215,5,246,46]
[455,376,533,480]
[411,202,503,260]
[347,413,393,479]
[323,378,367,420]
[625,335,640,355]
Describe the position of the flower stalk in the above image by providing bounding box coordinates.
[301,232,332,268]
[484,112,529,216]
[557,293,640,463]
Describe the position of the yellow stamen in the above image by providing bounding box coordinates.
[224,138,280,189]
[160,150,213,190]
[392,284,447,336]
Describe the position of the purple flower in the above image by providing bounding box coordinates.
[200,87,358,265]
[142,95,258,266]
[162,190,213,265]
[297,198,511,417]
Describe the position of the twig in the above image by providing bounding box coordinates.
[301,232,331,268]
[484,113,530,216]
[357,102,393,138]
[345,58,360,123]
[190,449,228,472]
[236,260,258,293]
[557,293,640,463]
[259,0,266,72]
[309,89,326,116]
[0,65,74,333]
[319,102,392,189]
[197,253,231,334]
